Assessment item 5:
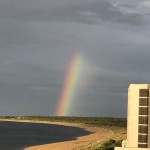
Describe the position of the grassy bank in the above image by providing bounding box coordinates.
[75,139,122,150]
[0,116,127,127]
[74,126,126,150]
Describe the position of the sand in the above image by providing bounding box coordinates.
[24,121,112,150]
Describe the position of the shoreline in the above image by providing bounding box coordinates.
[0,119,112,150]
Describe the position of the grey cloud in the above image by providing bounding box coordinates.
[0,0,150,116]
[0,20,40,50]
[0,0,145,25]
[70,72,131,117]
[74,1,144,25]
[102,49,150,75]
[0,62,63,87]
[0,62,63,116]
[114,14,143,25]
[73,67,150,117]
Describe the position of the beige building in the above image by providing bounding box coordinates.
[116,84,150,150]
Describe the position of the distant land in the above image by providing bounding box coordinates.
[0,116,127,127]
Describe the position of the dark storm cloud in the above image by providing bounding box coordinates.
[72,63,150,117]
[70,71,133,117]
[0,0,144,25]
[0,21,38,46]
[98,49,150,74]
[0,61,64,92]
[0,62,63,116]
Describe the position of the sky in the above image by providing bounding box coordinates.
[1,0,150,117]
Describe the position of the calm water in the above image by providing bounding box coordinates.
[0,121,91,150]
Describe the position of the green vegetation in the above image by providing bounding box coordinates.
[0,116,127,127]
[94,139,122,150]
[75,139,122,150]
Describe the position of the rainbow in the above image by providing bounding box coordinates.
[56,53,82,116]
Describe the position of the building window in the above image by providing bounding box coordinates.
[138,134,148,143]
[139,98,149,106]
[139,107,148,115]
[139,116,148,124]
[139,89,149,97]
[138,144,148,148]
[138,126,148,133]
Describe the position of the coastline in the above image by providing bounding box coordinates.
[0,119,112,150]
[25,121,111,150]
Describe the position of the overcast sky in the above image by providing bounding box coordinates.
[1,0,150,117]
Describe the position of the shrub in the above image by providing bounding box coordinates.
[96,139,122,150]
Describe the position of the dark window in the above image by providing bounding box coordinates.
[139,107,148,115]
[138,144,148,148]
[138,126,148,133]
[139,116,148,124]
[139,98,149,106]
[138,134,148,143]
[139,89,149,97]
